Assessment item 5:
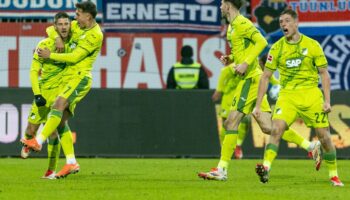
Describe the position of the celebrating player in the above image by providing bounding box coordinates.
[21,1,103,179]
[21,12,74,179]
[253,9,344,186]
[198,0,320,181]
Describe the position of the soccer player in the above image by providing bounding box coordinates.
[198,0,320,181]
[253,9,344,186]
[21,1,103,179]
[21,12,73,179]
[212,63,250,159]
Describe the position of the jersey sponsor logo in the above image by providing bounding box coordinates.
[286,58,302,68]
[267,54,273,63]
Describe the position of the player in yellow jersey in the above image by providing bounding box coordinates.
[21,1,103,179]
[20,12,74,179]
[198,0,320,181]
[253,9,343,186]
[212,64,250,159]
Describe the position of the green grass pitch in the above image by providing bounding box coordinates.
[0,158,348,200]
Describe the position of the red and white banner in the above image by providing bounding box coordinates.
[0,23,228,89]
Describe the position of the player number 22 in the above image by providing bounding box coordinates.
[315,112,327,123]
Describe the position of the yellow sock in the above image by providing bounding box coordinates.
[219,126,226,146]
[237,119,249,146]
[263,143,278,170]
[282,128,310,150]
[218,130,238,169]
[57,124,76,164]
[47,137,61,171]
[323,151,338,178]
[38,109,62,143]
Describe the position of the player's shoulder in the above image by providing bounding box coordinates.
[270,38,285,50]
[87,23,103,41]
[301,34,321,46]
[37,38,55,48]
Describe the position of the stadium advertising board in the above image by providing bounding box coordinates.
[1,89,350,158]
[102,0,221,33]
[0,0,102,19]
[0,23,226,89]
[0,23,349,90]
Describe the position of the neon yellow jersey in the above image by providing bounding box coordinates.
[216,66,241,94]
[47,21,103,78]
[265,34,327,90]
[30,38,72,94]
[228,15,267,79]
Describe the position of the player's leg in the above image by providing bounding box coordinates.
[315,127,343,186]
[256,119,287,183]
[22,76,91,151]
[55,114,79,179]
[42,131,61,179]
[21,101,49,158]
[198,110,244,181]
[198,78,251,180]
[301,88,343,186]
[21,122,40,158]
[218,118,226,146]
[235,115,250,159]
[256,94,318,154]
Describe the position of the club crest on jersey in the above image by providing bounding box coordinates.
[302,48,308,55]
[286,58,302,68]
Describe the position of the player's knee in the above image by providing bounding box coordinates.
[271,125,283,137]
[260,126,271,134]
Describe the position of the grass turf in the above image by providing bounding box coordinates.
[0,158,348,200]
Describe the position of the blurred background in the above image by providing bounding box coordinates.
[0,0,349,158]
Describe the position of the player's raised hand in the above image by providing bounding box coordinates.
[323,102,332,113]
[235,62,248,76]
[37,48,51,59]
[55,37,64,53]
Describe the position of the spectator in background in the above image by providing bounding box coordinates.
[166,45,209,89]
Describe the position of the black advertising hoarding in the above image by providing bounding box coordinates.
[0,88,349,158]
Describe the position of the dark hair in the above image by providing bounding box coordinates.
[181,45,193,58]
[54,12,70,24]
[280,8,298,20]
[76,1,97,19]
[224,0,244,10]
